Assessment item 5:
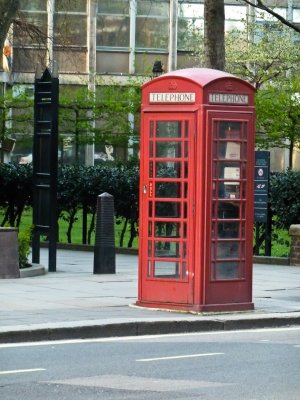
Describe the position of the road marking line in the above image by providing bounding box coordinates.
[136,352,224,362]
[0,368,46,375]
[0,326,299,348]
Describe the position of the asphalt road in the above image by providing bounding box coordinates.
[0,327,299,400]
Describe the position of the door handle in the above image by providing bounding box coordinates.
[143,184,147,194]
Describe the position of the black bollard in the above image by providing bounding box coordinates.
[93,192,116,274]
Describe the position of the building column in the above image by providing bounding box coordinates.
[129,0,137,75]
[168,0,178,72]
[86,0,97,166]
[47,0,55,67]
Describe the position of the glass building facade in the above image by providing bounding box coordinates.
[1,0,300,167]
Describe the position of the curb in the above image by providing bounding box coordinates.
[1,314,300,344]
[20,264,46,278]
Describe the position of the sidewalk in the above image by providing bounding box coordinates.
[0,249,300,343]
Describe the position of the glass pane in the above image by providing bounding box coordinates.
[136,17,168,49]
[154,222,180,238]
[137,0,169,17]
[14,14,47,46]
[218,202,240,219]
[223,142,241,160]
[179,3,204,18]
[20,0,47,11]
[155,202,181,218]
[150,121,154,138]
[149,161,153,177]
[218,222,240,238]
[183,242,187,258]
[184,183,188,198]
[156,142,181,158]
[156,162,181,178]
[154,241,180,258]
[216,242,240,259]
[223,183,240,199]
[154,261,180,278]
[294,9,300,22]
[147,261,152,277]
[216,262,239,280]
[220,164,240,180]
[182,262,187,280]
[184,202,187,218]
[98,0,129,14]
[225,5,247,20]
[148,222,152,236]
[149,142,153,157]
[156,182,181,198]
[54,15,87,46]
[183,223,187,238]
[219,121,242,139]
[156,121,181,138]
[149,201,153,217]
[184,141,188,157]
[148,241,152,257]
[97,16,130,47]
[56,0,86,12]
[184,162,188,178]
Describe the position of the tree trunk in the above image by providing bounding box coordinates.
[0,0,20,51]
[204,0,225,70]
[289,139,294,169]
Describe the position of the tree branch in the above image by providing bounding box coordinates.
[241,0,300,33]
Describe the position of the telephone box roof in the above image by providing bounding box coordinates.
[144,67,254,91]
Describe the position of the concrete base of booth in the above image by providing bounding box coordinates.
[136,300,254,313]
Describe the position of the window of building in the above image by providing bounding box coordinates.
[136,0,169,50]
[178,2,204,51]
[19,0,47,11]
[225,5,246,32]
[293,9,300,22]
[97,0,130,48]
[16,2,47,46]
[256,7,287,21]
[55,0,86,13]
[54,2,87,47]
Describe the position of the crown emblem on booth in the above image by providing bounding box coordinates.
[225,81,234,91]
[168,80,178,90]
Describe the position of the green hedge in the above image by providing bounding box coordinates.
[269,169,300,229]
[1,163,300,249]
[0,160,139,247]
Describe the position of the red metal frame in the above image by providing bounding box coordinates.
[138,113,196,306]
[137,68,255,312]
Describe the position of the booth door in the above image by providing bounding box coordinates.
[205,112,255,307]
[139,113,195,305]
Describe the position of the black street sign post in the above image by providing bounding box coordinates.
[254,151,271,255]
[254,151,270,223]
[32,67,59,272]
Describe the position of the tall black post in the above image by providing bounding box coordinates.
[32,66,59,272]
[93,193,116,274]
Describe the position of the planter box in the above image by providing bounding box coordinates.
[0,227,20,278]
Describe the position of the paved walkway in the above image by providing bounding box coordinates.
[0,249,299,343]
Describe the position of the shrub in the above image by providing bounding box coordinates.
[269,170,300,229]
[18,225,34,268]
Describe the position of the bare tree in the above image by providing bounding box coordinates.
[241,0,300,34]
[0,0,20,50]
[204,0,225,70]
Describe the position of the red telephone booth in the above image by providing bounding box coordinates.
[137,68,255,312]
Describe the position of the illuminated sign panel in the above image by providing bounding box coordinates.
[149,92,196,103]
[209,93,249,105]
